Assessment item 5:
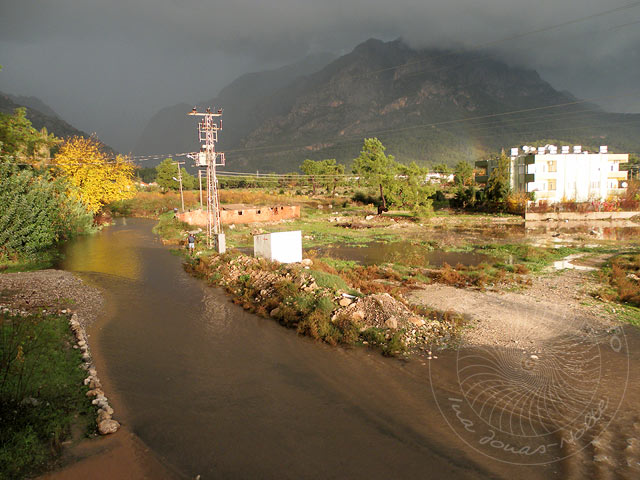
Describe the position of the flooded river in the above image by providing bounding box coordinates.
[58,218,639,479]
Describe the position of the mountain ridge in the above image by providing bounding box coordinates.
[0,92,94,142]
[135,38,640,171]
[134,52,336,160]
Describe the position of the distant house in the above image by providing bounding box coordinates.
[425,172,454,184]
[135,181,158,188]
[475,145,629,203]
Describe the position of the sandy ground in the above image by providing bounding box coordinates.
[38,429,181,480]
[0,270,180,480]
[407,265,618,348]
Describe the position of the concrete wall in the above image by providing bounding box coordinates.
[177,205,300,226]
[525,211,640,222]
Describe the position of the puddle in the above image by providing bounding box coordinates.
[553,254,598,271]
[526,223,640,241]
[313,242,491,267]
[236,241,491,267]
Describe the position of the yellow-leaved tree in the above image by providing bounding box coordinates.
[53,136,135,214]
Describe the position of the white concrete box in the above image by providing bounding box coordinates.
[253,231,302,264]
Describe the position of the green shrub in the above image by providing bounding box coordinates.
[308,270,350,291]
[382,332,407,357]
[0,164,93,258]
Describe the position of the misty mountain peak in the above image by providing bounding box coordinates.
[135,37,640,171]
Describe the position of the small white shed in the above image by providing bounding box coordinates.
[253,231,302,263]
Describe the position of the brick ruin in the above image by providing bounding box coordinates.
[177,205,300,226]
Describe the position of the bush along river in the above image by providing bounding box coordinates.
[57,218,640,479]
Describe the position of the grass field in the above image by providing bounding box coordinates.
[0,312,94,479]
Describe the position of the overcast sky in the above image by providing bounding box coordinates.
[1,0,639,152]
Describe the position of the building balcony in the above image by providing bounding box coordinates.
[534,191,555,198]
[475,160,488,169]
[607,188,626,196]
[475,174,488,183]
[524,173,535,183]
[607,171,628,179]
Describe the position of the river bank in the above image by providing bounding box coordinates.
[164,201,638,357]
[186,251,464,356]
[0,269,177,479]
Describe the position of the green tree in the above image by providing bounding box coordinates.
[300,159,322,195]
[432,163,452,175]
[352,138,398,211]
[301,159,345,195]
[453,161,474,186]
[319,159,345,196]
[136,166,157,183]
[352,139,434,216]
[485,151,511,202]
[621,154,639,180]
[0,108,59,166]
[394,161,435,217]
[453,185,477,209]
[155,158,196,191]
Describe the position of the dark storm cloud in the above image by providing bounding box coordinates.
[1,0,639,150]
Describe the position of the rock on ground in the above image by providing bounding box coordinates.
[98,419,120,435]
[342,293,416,330]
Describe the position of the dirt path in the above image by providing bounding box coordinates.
[407,267,618,348]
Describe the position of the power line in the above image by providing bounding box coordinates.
[8,105,636,168]
[234,115,640,160]
[219,90,640,157]
[608,18,640,29]
[213,173,366,178]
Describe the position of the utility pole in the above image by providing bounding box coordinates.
[198,169,203,208]
[188,107,226,251]
[172,160,185,211]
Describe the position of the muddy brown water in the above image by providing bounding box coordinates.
[58,218,639,479]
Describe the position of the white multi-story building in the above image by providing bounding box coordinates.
[476,145,629,203]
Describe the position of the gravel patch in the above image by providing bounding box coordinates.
[0,269,103,328]
[407,268,617,348]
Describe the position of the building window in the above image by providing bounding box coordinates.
[548,161,557,172]
[548,179,556,191]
